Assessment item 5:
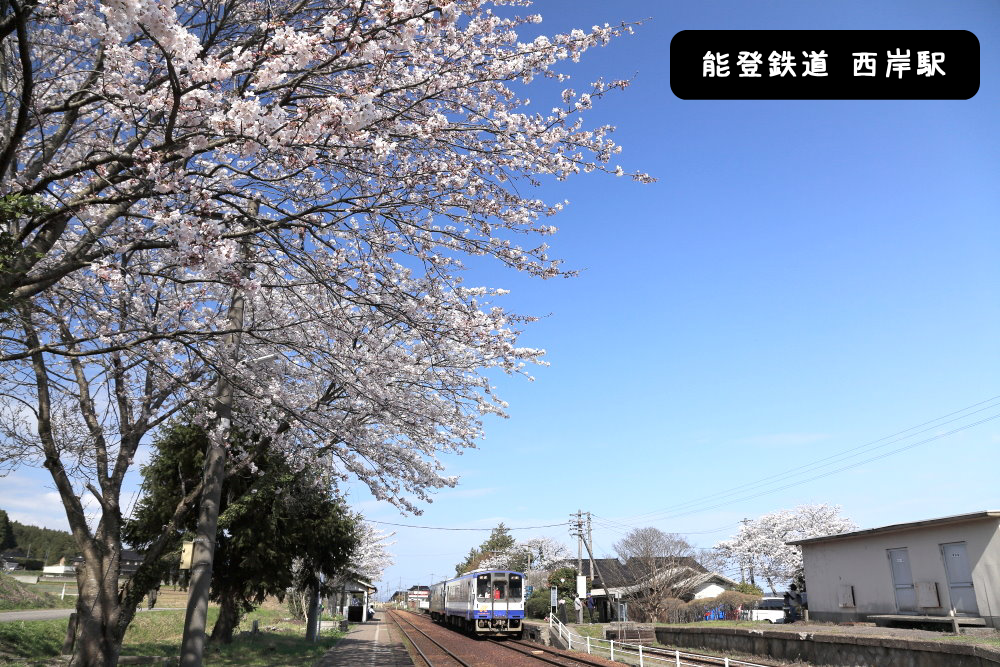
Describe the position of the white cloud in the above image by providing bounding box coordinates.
[0,473,72,531]
[0,470,103,533]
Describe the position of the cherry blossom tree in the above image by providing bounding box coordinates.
[613,527,703,622]
[350,521,395,583]
[1,0,650,664]
[474,535,569,574]
[0,0,650,311]
[715,504,858,594]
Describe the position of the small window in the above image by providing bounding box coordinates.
[493,581,507,600]
[477,574,491,599]
[509,574,523,600]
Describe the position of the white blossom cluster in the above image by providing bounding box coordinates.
[0,0,650,517]
[715,504,858,594]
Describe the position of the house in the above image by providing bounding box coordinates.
[405,585,430,612]
[788,510,1000,629]
[70,549,144,577]
[556,557,736,622]
[42,557,76,577]
[329,575,377,622]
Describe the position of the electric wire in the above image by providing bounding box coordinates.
[367,519,570,531]
[597,395,1000,527]
[619,398,1000,524]
[611,411,1000,526]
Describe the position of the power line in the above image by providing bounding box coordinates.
[600,395,1000,527]
[366,519,570,531]
[644,412,1000,523]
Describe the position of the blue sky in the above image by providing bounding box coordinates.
[4,0,998,600]
[357,0,1000,597]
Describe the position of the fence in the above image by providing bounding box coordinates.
[26,580,79,599]
[546,614,770,667]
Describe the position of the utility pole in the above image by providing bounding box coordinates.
[586,513,595,588]
[570,510,584,624]
[577,511,616,622]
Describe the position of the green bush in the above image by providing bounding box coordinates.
[731,581,764,596]
[659,591,762,624]
[525,588,551,619]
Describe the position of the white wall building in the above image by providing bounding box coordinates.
[789,510,1000,628]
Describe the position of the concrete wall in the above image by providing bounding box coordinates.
[651,626,1000,667]
[801,517,1000,627]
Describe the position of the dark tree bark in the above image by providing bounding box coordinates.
[305,583,320,642]
[210,595,240,644]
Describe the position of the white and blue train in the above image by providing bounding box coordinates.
[428,570,525,637]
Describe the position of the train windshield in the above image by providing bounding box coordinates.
[509,573,523,600]
[476,574,491,599]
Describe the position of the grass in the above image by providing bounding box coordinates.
[0,618,66,665]
[0,574,75,611]
[0,600,347,666]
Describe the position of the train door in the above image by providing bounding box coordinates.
[491,573,508,618]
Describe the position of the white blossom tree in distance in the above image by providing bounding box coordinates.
[715,504,858,594]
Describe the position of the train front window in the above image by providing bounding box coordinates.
[476,574,491,599]
[509,574,522,600]
[492,581,507,600]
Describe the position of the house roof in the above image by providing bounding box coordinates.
[788,510,1000,546]
[568,558,632,587]
[556,556,706,589]
[590,568,737,598]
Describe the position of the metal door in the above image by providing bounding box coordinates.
[941,542,979,614]
[887,548,917,612]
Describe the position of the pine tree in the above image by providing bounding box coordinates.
[124,419,359,643]
[0,510,15,550]
[454,523,518,575]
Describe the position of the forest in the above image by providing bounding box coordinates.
[1,509,78,567]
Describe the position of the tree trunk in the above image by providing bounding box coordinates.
[69,541,123,667]
[305,584,320,642]
[179,437,228,666]
[210,596,240,644]
[180,246,247,667]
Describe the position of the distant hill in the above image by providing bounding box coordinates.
[1,510,77,565]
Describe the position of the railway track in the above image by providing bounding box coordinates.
[389,610,623,667]
[489,638,626,666]
[389,610,765,667]
[387,609,472,666]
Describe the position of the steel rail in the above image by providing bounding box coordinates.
[388,609,473,667]
[489,638,619,667]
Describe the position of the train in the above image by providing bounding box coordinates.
[428,569,526,637]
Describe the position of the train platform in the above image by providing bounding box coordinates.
[315,612,414,666]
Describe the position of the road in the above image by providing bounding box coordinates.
[0,607,184,623]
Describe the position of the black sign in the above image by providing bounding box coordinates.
[670,30,979,100]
